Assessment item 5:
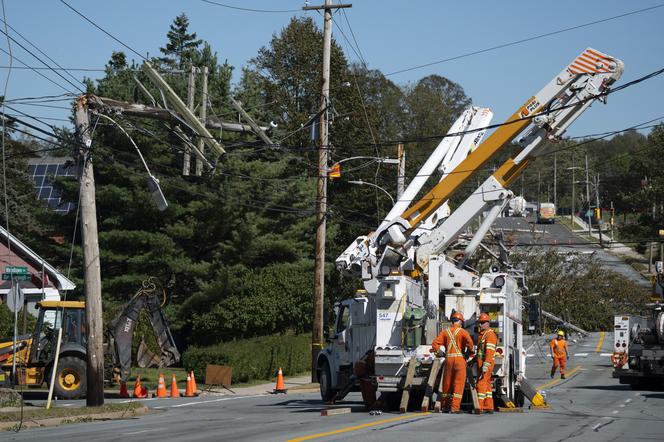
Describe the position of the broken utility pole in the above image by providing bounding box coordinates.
[74,95,104,406]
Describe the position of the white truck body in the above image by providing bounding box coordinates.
[319,48,624,408]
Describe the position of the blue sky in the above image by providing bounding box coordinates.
[2,0,664,140]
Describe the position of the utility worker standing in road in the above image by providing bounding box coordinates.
[431,311,474,413]
[476,312,497,413]
[550,330,569,379]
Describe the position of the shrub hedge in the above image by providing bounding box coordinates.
[182,333,311,384]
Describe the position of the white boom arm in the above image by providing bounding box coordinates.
[344,48,624,279]
[336,107,493,276]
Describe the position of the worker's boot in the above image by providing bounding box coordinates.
[550,369,555,378]
[561,374,566,379]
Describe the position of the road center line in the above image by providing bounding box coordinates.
[612,410,619,414]
[170,394,265,407]
[536,365,582,390]
[595,331,605,352]
[287,413,432,442]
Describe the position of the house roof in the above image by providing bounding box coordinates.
[0,225,76,291]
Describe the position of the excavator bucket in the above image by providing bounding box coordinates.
[136,337,160,368]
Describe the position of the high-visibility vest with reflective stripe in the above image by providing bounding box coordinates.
[446,327,464,358]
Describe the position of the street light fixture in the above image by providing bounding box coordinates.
[348,180,395,205]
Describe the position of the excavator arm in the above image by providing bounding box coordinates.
[107,278,180,383]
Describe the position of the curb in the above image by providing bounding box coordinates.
[0,405,149,431]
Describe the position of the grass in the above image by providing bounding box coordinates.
[0,402,143,423]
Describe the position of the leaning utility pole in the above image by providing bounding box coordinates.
[303,0,352,381]
[74,96,104,406]
[195,66,209,176]
[183,66,196,176]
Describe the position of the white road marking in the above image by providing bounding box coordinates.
[634,392,640,396]
[625,398,632,404]
[612,410,619,414]
[592,417,613,432]
[170,394,265,408]
[600,353,612,357]
[122,429,160,436]
[619,404,625,408]
[119,397,160,403]
[574,353,589,356]
[526,354,535,357]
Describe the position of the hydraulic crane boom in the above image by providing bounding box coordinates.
[342,48,624,278]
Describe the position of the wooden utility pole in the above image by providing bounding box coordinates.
[553,154,557,212]
[397,143,405,199]
[571,153,575,225]
[304,0,352,381]
[585,154,592,237]
[74,96,104,406]
[183,65,196,176]
[595,173,603,245]
[195,66,208,176]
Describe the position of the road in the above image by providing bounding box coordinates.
[5,332,664,441]
[493,216,650,288]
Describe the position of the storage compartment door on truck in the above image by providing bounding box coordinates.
[350,298,376,363]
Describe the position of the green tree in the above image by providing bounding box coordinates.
[159,13,202,70]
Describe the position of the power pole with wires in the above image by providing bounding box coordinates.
[195,66,209,177]
[303,0,352,381]
[183,65,196,176]
[74,96,104,407]
[397,143,405,199]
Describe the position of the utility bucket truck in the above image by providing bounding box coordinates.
[318,48,624,410]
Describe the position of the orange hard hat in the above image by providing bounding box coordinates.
[451,312,464,322]
[478,312,490,323]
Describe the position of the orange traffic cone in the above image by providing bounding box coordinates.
[190,371,198,395]
[119,381,129,398]
[273,367,287,394]
[133,376,148,398]
[184,372,195,397]
[155,373,168,398]
[170,373,180,398]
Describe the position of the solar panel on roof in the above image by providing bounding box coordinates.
[28,160,76,215]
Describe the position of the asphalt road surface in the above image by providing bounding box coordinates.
[5,332,664,441]
[493,216,650,288]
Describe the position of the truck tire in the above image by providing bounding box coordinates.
[319,360,336,402]
[52,356,87,399]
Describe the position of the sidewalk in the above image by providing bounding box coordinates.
[202,375,318,396]
[572,216,647,261]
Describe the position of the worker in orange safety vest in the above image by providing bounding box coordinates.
[431,311,474,413]
[475,312,497,413]
[550,330,569,379]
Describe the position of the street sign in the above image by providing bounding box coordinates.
[2,273,31,281]
[4,266,28,274]
[7,285,24,313]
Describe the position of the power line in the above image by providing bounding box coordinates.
[0,46,75,94]
[0,66,105,72]
[0,26,85,93]
[0,16,87,90]
[201,0,300,13]
[59,0,147,61]
[385,3,664,76]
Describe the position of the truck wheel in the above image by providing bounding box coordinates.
[319,361,336,402]
[53,356,87,399]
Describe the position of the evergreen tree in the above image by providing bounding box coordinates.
[159,13,202,70]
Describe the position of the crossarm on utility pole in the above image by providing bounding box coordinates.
[142,61,225,156]
[230,97,275,147]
